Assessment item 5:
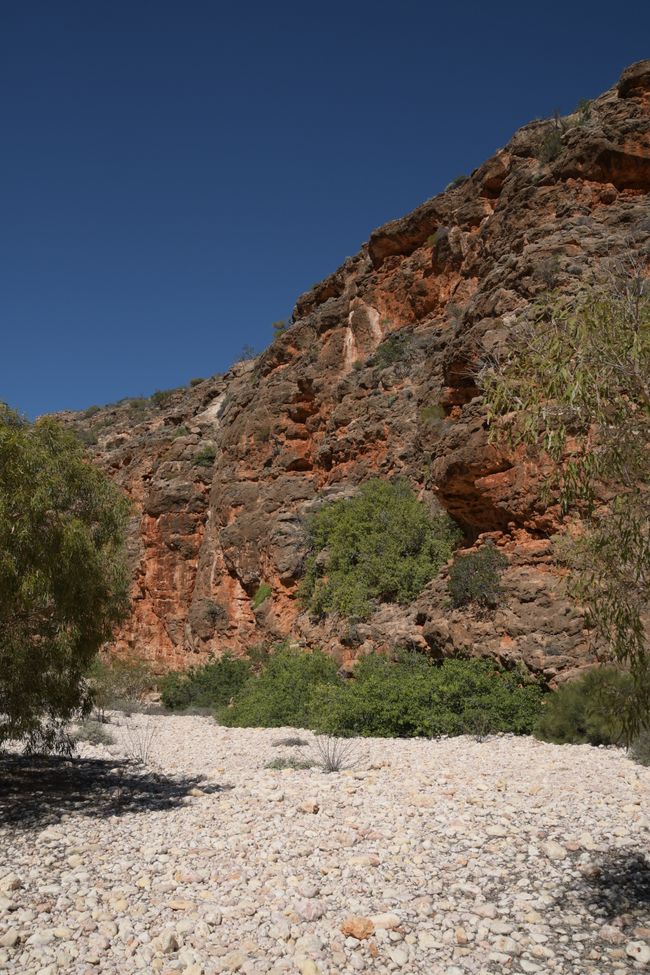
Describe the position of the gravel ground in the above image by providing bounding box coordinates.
[1,712,650,974]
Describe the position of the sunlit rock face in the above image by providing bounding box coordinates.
[55,62,650,680]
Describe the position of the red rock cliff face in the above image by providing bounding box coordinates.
[58,62,650,679]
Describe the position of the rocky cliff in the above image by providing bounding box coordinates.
[56,61,650,679]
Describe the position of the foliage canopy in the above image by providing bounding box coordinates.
[0,407,130,750]
[448,541,508,609]
[482,268,650,735]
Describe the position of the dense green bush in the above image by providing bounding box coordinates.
[218,648,339,728]
[311,653,543,738]
[160,653,251,712]
[0,407,130,752]
[299,480,461,620]
[533,667,631,745]
[448,541,508,609]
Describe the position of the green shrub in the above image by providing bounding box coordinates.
[372,333,411,370]
[251,583,272,611]
[533,667,631,745]
[160,653,251,712]
[189,377,205,387]
[87,657,156,715]
[299,479,461,621]
[311,654,543,738]
[218,648,338,728]
[150,389,176,408]
[194,445,217,467]
[272,320,288,336]
[448,541,508,609]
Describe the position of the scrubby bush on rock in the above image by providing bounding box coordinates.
[448,540,508,609]
[310,653,543,738]
[299,479,461,621]
[533,667,631,745]
[251,583,272,611]
[372,333,412,370]
[194,445,217,467]
[160,653,251,712]
[218,648,339,728]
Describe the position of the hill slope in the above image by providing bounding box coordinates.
[56,60,650,677]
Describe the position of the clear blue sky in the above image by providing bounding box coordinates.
[2,2,648,417]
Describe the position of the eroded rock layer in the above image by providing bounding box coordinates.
[56,62,650,678]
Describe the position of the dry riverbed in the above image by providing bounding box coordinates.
[1,713,650,974]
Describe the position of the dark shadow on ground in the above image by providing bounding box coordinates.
[0,754,231,831]
[563,848,650,923]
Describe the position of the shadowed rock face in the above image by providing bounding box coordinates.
[54,62,650,679]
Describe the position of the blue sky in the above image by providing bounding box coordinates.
[2,2,648,417]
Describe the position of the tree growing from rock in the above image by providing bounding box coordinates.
[0,406,130,751]
[482,265,650,735]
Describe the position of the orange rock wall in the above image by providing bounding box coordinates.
[58,62,650,679]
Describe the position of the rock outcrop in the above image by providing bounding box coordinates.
[55,62,650,679]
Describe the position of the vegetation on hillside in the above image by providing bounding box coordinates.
[299,479,461,621]
[448,541,508,609]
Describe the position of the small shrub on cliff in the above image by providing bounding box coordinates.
[299,479,461,621]
[533,667,631,746]
[150,388,176,408]
[251,583,272,611]
[310,654,543,738]
[448,541,508,610]
[372,333,412,370]
[218,648,338,728]
[537,124,563,164]
[160,653,251,712]
[194,445,217,467]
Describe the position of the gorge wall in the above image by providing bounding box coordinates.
[56,61,650,680]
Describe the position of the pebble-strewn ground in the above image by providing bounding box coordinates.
[2,714,650,975]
